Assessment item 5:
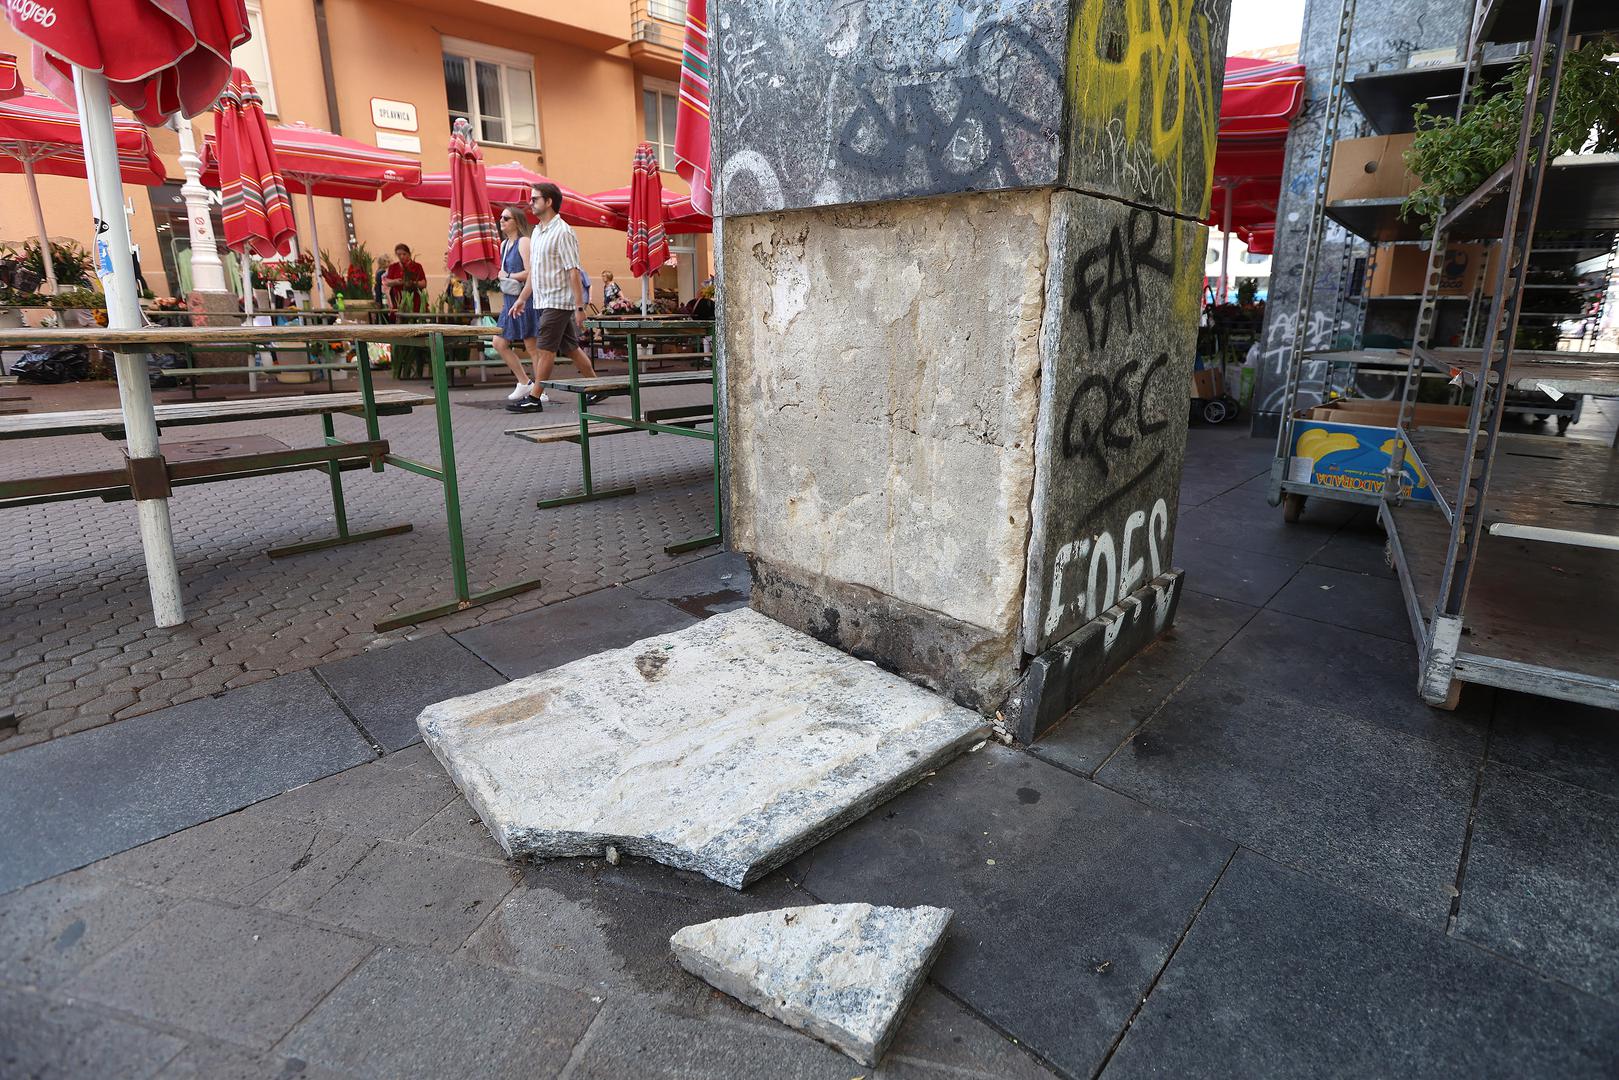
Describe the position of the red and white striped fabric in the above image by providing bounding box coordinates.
[0,89,166,184]
[212,67,295,258]
[445,117,500,282]
[0,52,22,101]
[626,142,669,279]
[202,121,422,200]
[10,0,250,125]
[407,161,624,230]
[587,185,711,235]
[673,0,711,216]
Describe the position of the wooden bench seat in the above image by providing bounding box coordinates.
[538,371,714,395]
[0,389,432,441]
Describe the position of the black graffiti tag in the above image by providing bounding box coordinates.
[1062,353,1169,473]
[1070,208,1174,350]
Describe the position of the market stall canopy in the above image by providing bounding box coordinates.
[1212,56,1306,187]
[1208,179,1281,233]
[0,52,21,100]
[212,68,294,259]
[0,89,167,185]
[587,185,712,235]
[406,161,624,230]
[202,121,422,199]
[1241,225,1275,256]
[19,0,250,125]
[444,117,499,283]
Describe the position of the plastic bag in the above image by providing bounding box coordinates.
[13,345,90,383]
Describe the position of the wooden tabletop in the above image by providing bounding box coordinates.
[0,389,433,441]
[0,324,489,349]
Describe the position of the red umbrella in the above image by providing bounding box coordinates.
[0,52,21,100]
[1242,226,1275,256]
[407,161,624,230]
[626,143,669,311]
[0,89,167,292]
[672,0,712,216]
[17,0,250,125]
[445,117,499,294]
[212,68,294,259]
[588,184,711,235]
[1209,56,1305,301]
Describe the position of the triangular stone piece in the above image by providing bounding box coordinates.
[418,609,988,888]
[671,903,952,1066]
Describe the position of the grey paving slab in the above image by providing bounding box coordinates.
[316,634,505,752]
[65,898,372,1049]
[1033,591,1258,775]
[1102,851,1619,1080]
[1175,539,1302,607]
[253,752,461,840]
[1175,490,1344,563]
[0,983,187,1080]
[621,549,752,617]
[0,671,373,894]
[1489,691,1619,798]
[261,841,520,952]
[452,585,699,679]
[1097,676,1479,926]
[1455,765,1619,1001]
[1266,563,1412,642]
[1310,511,1396,579]
[0,867,171,990]
[154,1041,352,1080]
[564,1005,869,1080]
[791,746,1234,1080]
[1209,609,1490,753]
[406,796,508,861]
[282,945,599,1080]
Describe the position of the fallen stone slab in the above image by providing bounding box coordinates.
[671,903,952,1065]
[417,607,989,888]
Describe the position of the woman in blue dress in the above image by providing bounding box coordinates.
[493,208,542,402]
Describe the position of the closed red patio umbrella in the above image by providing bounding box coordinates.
[0,52,21,100]
[407,161,624,230]
[626,142,669,313]
[212,68,294,260]
[673,0,712,216]
[445,117,499,308]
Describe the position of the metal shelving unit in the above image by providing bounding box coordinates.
[1378,0,1619,708]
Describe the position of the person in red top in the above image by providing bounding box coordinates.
[383,243,428,313]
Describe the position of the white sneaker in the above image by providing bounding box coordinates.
[540,392,551,403]
[507,381,533,402]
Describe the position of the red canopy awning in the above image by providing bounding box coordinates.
[1209,55,1305,238]
[1241,226,1275,256]
[406,161,624,230]
[1219,57,1307,139]
[587,185,712,235]
[202,121,422,199]
[0,52,21,101]
[0,89,166,185]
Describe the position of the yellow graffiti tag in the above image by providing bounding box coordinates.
[1068,0,1220,218]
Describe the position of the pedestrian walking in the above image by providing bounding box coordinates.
[508,182,598,413]
[492,207,545,402]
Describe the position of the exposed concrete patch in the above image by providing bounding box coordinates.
[671,903,952,1065]
[417,610,988,889]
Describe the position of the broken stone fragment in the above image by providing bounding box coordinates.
[671,903,952,1066]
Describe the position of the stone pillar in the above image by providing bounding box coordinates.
[713,0,1230,741]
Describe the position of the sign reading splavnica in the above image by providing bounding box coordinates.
[370,98,418,132]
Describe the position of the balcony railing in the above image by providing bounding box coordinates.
[631,0,686,46]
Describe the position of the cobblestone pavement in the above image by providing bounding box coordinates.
[0,371,719,753]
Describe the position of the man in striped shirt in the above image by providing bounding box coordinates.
[508,182,598,413]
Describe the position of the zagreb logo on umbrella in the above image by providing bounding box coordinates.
[7,1,58,29]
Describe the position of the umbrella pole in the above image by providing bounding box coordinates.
[23,159,59,294]
[306,190,328,308]
[1218,181,1235,305]
[242,250,258,393]
[73,67,185,627]
[641,275,648,315]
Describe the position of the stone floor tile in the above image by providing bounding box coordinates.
[1102,851,1619,1080]
[154,1039,353,1080]
[1489,692,1619,799]
[563,1002,871,1080]
[1175,491,1341,563]
[452,585,698,679]
[1309,512,1396,579]
[791,746,1233,1080]
[620,550,751,617]
[261,841,519,952]
[1454,765,1619,1001]
[1034,591,1258,774]
[1182,527,1308,603]
[405,797,508,861]
[281,945,599,1080]
[0,671,374,893]
[253,754,460,840]
[0,983,187,1080]
[1097,675,1478,926]
[1266,563,1412,642]
[65,898,372,1049]
[0,867,171,990]
[315,634,505,752]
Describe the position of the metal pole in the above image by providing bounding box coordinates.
[243,250,258,392]
[1218,181,1235,303]
[22,159,58,294]
[74,67,185,627]
[305,189,328,308]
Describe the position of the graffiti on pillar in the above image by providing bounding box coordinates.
[1023,198,1204,655]
[714,0,1069,216]
[1065,0,1229,218]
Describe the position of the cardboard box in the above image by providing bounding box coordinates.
[1192,368,1225,399]
[1326,133,1419,203]
[1307,399,1471,429]
[1366,243,1489,297]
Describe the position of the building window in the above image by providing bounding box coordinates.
[442,37,539,149]
[648,0,687,22]
[234,0,276,114]
[643,78,679,170]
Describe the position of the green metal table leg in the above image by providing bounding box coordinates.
[267,412,413,557]
[626,332,643,421]
[536,397,636,507]
[354,341,383,471]
[430,332,473,604]
[323,413,350,537]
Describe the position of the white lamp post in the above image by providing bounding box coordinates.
[173,114,228,294]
